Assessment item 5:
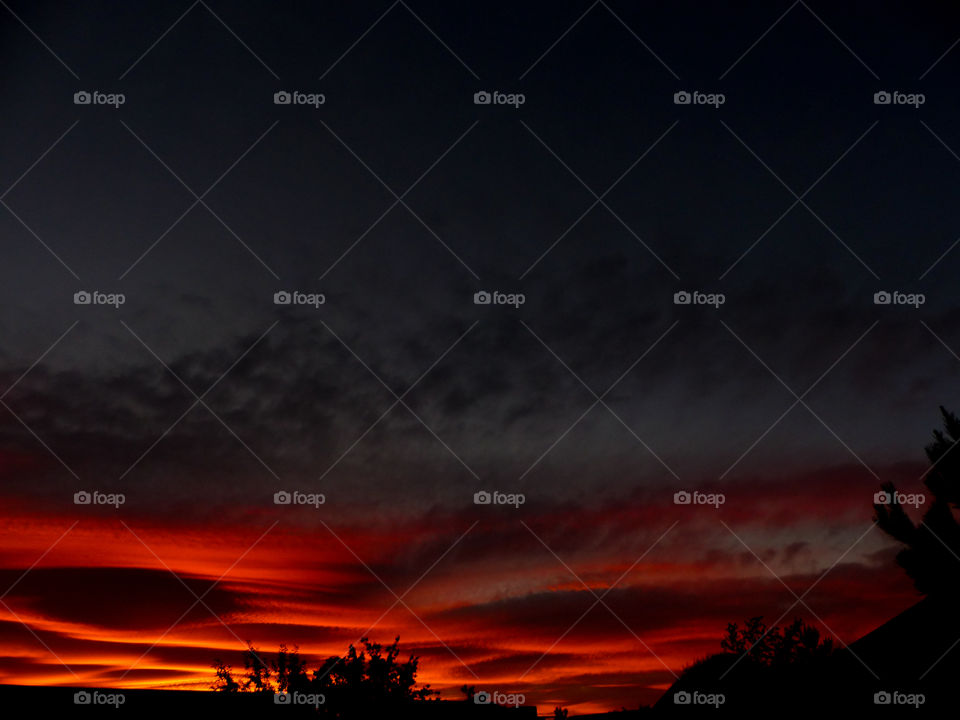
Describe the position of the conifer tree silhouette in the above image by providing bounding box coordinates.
[874,406,960,595]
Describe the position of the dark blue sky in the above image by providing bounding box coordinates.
[2,0,959,514]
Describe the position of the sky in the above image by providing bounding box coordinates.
[1,0,960,714]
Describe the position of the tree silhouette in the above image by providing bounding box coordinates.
[212,637,436,714]
[272,644,308,693]
[666,615,834,713]
[318,637,436,706]
[241,645,273,693]
[719,616,833,668]
[211,658,240,692]
[874,406,960,596]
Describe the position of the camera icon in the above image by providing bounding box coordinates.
[474,691,491,704]
[73,91,91,105]
[874,491,892,504]
[674,691,691,704]
[274,291,292,305]
[74,490,92,505]
[274,490,292,505]
[474,91,491,105]
[474,290,491,305]
[274,91,292,105]
[873,91,891,105]
[274,692,291,704]
[74,290,91,305]
[873,290,891,305]
[474,490,492,505]
[673,91,691,105]
[673,290,691,305]
[874,691,891,705]
[74,691,92,704]
[673,490,691,505]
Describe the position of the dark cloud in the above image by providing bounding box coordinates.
[0,567,245,630]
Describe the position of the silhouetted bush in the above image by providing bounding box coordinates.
[213,637,436,716]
